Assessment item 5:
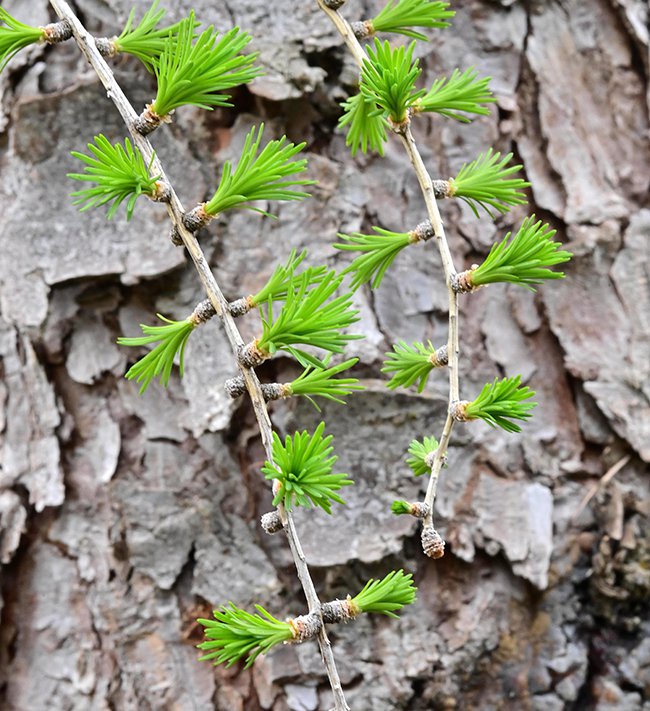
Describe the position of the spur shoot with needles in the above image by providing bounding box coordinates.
[460,376,537,433]
[335,227,413,289]
[118,315,195,393]
[287,357,364,409]
[351,570,417,618]
[360,39,425,123]
[414,67,495,121]
[249,250,327,306]
[204,124,314,217]
[0,9,43,71]
[469,216,572,289]
[255,270,361,368]
[68,135,162,220]
[449,149,530,218]
[149,14,260,117]
[382,340,447,392]
[262,422,353,514]
[198,603,293,668]
[370,0,455,41]
[338,92,389,156]
[407,435,440,476]
[113,0,195,69]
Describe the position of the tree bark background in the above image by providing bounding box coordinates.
[0,0,649,709]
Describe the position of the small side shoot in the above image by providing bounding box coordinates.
[261,422,353,514]
[198,603,293,668]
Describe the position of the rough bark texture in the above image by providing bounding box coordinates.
[1,1,649,709]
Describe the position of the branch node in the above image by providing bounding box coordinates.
[323,0,347,9]
[228,295,255,317]
[260,510,284,534]
[94,36,118,57]
[183,203,213,232]
[238,340,268,368]
[410,501,430,519]
[134,104,168,136]
[288,612,322,643]
[451,268,478,293]
[321,597,358,624]
[450,400,470,422]
[409,219,435,244]
[169,226,184,246]
[428,344,448,368]
[225,377,287,401]
[150,180,172,203]
[351,20,374,41]
[432,179,452,200]
[40,20,73,44]
[421,525,445,559]
[189,298,217,326]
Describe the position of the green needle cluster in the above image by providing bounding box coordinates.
[204,124,314,217]
[250,250,326,306]
[261,422,353,514]
[198,603,293,668]
[113,0,194,70]
[68,135,161,220]
[150,13,260,117]
[338,92,389,156]
[415,67,495,121]
[370,0,455,41]
[287,357,364,410]
[470,216,572,290]
[382,340,446,392]
[406,435,440,475]
[257,270,361,368]
[463,375,536,433]
[390,499,413,515]
[351,570,416,618]
[360,39,425,123]
[335,227,413,289]
[0,9,45,72]
[117,315,195,393]
[449,149,530,218]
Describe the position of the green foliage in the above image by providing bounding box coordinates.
[390,499,413,515]
[262,422,353,514]
[338,92,389,156]
[117,315,195,393]
[464,375,536,433]
[198,603,293,668]
[371,0,454,41]
[114,0,194,70]
[250,250,326,306]
[257,270,361,368]
[406,435,439,476]
[0,9,44,72]
[287,356,364,410]
[151,13,260,116]
[360,39,425,123]
[351,570,416,617]
[415,67,495,122]
[335,227,412,289]
[68,135,161,220]
[470,216,572,290]
[204,124,314,217]
[382,340,442,392]
[449,149,530,218]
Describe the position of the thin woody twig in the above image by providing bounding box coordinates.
[318,1,461,543]
[48,2,348,707]
[572,454,631,522]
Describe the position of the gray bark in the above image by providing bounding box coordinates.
[1,0,649,709]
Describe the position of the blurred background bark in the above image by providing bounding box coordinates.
[0,1,648,709]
